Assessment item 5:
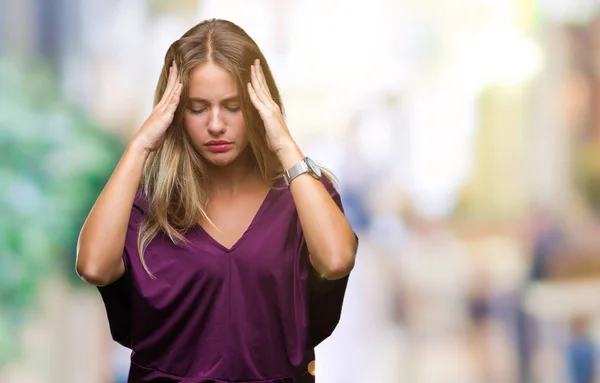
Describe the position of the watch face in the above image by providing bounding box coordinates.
[306,157,322,178]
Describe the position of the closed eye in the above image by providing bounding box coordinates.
[188,107,207,115]
[225,106,240,112]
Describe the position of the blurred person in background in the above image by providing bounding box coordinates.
[567,316,597,383]
[516,209,564,382]
[75,18,357,382]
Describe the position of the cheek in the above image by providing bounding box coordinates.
[232,115,248,136]
[183,114,206,142]
[183,113,203,129]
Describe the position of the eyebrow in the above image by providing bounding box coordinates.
[188,96,239,103]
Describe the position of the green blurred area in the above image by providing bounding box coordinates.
[0,58,124,367]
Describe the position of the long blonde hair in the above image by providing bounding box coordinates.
[137,19,285,276]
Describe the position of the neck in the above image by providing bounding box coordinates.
[205,148,263,197]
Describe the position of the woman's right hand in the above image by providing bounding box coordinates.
[134,61,183,153]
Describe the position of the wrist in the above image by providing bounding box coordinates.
[276,140,304,170]
[127,138,151,159]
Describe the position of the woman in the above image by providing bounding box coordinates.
[76,19,357,382]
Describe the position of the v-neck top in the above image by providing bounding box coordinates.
[97,176,354,382]
[197,186,275,254]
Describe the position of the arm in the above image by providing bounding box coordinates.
[76,61,182,286]
[76,141,149,286]
[277,143,357,280]
[247,59,357,280]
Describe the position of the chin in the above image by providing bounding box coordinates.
[200,151,240,167]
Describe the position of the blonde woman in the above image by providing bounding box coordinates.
[76,19,357,382]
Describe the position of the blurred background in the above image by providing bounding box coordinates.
[3,0,600,382]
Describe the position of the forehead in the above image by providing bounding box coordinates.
[188,62,238,100]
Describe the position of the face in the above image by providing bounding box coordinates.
[183,62,248,167]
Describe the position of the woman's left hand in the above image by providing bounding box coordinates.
[247,59,294,154]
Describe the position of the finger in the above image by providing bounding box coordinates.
[164,61,180,100]
[253,59,268,94]
[166,81,182,106]
[164,69,182,106]
[166,83,183,114]
[250,64,275,108]
[250,65,265,104]
[156,65,173,107]
[168,60,179,88]
[255,63,276,108]
[158,61,178,107]
[161,70,182,109]
[247,82,266,112]
[157,65,175,107]
[256,60,271,98]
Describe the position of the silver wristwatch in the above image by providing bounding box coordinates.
[283,157,322,186]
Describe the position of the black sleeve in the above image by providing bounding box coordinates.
[96,192,145,349]
[305,176,358,346]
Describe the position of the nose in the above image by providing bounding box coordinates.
[207,108,225,135]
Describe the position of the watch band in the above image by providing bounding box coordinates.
[284,158,310,186]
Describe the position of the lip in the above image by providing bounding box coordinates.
[205,140,232,153]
